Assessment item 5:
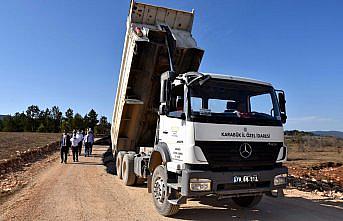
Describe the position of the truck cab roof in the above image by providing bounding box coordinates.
[192,72,273,87]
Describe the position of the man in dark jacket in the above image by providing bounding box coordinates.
[60,131,71,163]
[77,130,84,156]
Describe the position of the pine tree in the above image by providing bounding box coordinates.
[26,105,40,132]
[95,116,111,135]
[51,106,62,132]
[86,109,98,131]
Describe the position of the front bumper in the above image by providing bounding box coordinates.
[179,166,288,197]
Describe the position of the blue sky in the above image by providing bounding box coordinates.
[0,0,342,131]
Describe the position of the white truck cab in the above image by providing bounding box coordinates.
[152,71,288,212]
[159,72,287,167]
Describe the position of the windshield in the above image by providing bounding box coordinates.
[188,78,282,126]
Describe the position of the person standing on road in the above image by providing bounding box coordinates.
[83,131,90,157]
[60,131,71,164]
[76,130,84,156]
[88,129,94,155]
[83,129,94,157]
[70,131,80,162]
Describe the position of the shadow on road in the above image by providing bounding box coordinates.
[173,195,343,221]
[100,146,116,175]
[174,197,264,221]
[70,161,103,166]
[93,145,343,220]
[87,153,103,158]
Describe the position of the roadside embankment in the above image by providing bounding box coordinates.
[287,162,343,199]
[0,141,59,174]
[0,141,60,199]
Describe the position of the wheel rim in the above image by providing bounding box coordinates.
[153,176,166,204]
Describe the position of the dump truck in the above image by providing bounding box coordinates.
[111,1,288,216]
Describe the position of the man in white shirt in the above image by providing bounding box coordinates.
[76,130,84,156]
[70,130,80,162]
[83,132,90,157]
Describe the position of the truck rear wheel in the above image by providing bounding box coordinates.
[151,165,180,216]
[122,154,136,186]
[116,151,126,179]
[232,195,262,208]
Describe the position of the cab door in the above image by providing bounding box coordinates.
[158,115,186,162]
[158,83,187,162]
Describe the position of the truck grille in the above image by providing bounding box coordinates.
[195,141,282,169]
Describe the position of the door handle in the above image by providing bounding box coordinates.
[163,131,168,134]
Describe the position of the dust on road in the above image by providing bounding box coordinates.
[1,146,342,221]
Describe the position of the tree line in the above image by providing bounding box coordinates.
[0,105,111,135]
[284,130,315,136]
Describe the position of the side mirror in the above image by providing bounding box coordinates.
[278,92,287,124]
[281,113,287,124]
[180,113,186,120]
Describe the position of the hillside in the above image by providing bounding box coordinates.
[0,115,9,121]
[312,131,343,139]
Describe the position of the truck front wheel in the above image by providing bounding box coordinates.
[151,165,180,216]
[232,195,262,208]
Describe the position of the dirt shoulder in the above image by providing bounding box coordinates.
[0,151,59,201]
[1,146,342,221]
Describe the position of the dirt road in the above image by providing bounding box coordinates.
[1,145,342,221]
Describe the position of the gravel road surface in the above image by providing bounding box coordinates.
[1,145,342,221]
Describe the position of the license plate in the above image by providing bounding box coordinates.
[233,175,259,183]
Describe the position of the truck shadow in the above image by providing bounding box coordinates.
[88,153,103,158]
[70,162,103,166]
[96,145,343,220]
[100,146,116,175]
[174,195,343,221]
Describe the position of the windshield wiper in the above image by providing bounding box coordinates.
[187,74,211,87]
[198,75,211,86]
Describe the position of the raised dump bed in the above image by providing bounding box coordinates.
[111,1,204,152]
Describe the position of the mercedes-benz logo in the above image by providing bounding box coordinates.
[239,143,252,159]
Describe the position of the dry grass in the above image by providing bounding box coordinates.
[286,151,343,167]
[285,135,343,167]
[0,132,60,161]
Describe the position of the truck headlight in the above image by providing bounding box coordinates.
[274,174,287,186]
[189,178,211,191]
